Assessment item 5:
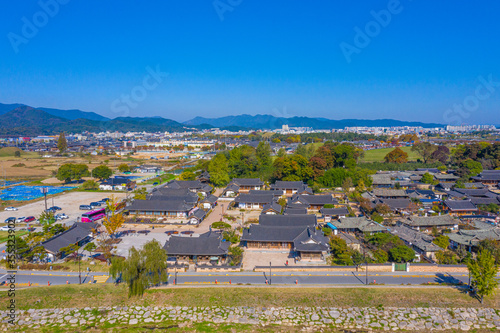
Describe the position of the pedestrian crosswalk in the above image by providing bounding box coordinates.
[93,275,109,283]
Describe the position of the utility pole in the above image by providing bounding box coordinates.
[76,237,82,284]
[269,261,272,285]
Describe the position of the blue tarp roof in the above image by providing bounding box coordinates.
[326,223,337,230]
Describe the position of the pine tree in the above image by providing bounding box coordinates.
[57,131,68,153]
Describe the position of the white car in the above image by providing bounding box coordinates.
[0,226,11,231]
[16,217,26,223]
[4,207,18,211]
[55,213,68,220]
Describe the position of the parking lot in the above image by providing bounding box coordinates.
[0,191,127,224]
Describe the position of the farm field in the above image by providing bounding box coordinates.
[361,146,419,163]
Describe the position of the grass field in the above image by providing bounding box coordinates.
[361,146,419,163]
[2,284,498,310]
[0,230,27,243]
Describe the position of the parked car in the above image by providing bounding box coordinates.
[101,198,110,202]
[48,206,62,211]
[24,216,36,223]
[79,205,92,210]
[181,231,194,235]
[27,227,36,232]
[55,213,68,220]
[90,202,101,208]
[0,226,11,231]
[4,207,18,211]
[15,217,26,223]
[46,207,57,213]
[4,217,16,223]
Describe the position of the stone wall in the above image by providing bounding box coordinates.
[3,306,500,331]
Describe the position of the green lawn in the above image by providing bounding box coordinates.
[2,284,498,310]
[0,230,27,243]
[361,146,419,163]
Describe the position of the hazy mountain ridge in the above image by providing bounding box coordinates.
[184,114,443,129]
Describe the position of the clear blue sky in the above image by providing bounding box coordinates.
[1,0,499,124]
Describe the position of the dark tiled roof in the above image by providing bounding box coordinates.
[163,232,229,256]
[235,193,275,204]
[373,189,408,197]
[242,225,306,242]
[259,214,317,227]
[329,217,387,233]
[201,194,218,204]
[320,207,350,216]
[261,201,282,214]
[444,200,478,211]
[390,225,443,252]
[166,180,205,190]
[401,215,458,227]
[284,207,308,215]
[379,198,412,210]
[127,200,194,212]
[291,194,337,206]
[230,178,264,186]
[293,228,330,253]
[42,222,97,254]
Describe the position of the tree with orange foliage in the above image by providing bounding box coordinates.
[102,196,125,237]
[384,147,408,164]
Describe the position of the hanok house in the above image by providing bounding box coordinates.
[451,188,500,206]
[165,180,213,196]
[221,183,240,197]
[397,215,459,232]
[370,174,394,188]
[443,199,479,216]
[148,188,199,206]
[472,170,500,187]
[199,194,218,210]
[99,176,136,191]
[234,192,275,209]
[372,189,408,199]
[284,206,308,215]
[126,199,197,219]
[261,201,282,215]
[374,198,413,214]
[41,222,97,260]
[270,181,313,196]
[163,230,230,265]
[241,225,329,260]
[390,225,443,261]
[228,178,265,193]
[197,171,211,183]
[328,217,387,234]
[259,214,317,228]
[289,194,338,210]
[448,227,500,252]
[320,207,349,222]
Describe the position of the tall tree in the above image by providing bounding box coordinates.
[109,239,168,297]
[467,250,499,303]
[208,153,230,187]
[57,131,68,153]
[411,142,436,163]
[103,196,125,237]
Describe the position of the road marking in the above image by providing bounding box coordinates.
[93,275,109,284]
[0,274,7,280]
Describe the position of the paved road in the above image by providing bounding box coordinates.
[1,269,475,287]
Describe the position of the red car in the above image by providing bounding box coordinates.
[24,216,36,223]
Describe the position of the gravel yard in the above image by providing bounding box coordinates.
[0,191,127,224]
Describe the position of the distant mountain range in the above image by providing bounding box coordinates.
[184,114,443,129]
[0,103,109,121]
[0,102,445,135]
[0,106,187,135]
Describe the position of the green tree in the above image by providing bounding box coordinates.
[56,163,89,183]
[14,150,21,157]
[256,141,272,179]
[109,239,168,297]
[421,172,435,184]
[118,163,131,173]
[208,153,230,187]
[384,147,408,164]
[84,242,97,255]
[467,250,499,303]
[434,235,450,250]
[179,171,196,181]
[373,249,389,263]
[329,236,354,266]
[435,250,458,264]
[389,245,415,263]
[211,221,231,230]
[92,165,112,180]
[38,210,55,225]
[411,142,436,163]
[228,246,243,265]
[57,131,68,153]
